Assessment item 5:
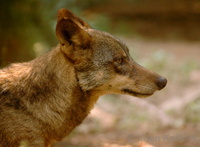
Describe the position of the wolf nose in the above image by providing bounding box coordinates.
[156,77,167,90]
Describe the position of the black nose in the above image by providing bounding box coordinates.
[156,77,167,90]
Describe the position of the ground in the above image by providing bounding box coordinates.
[54,38,200,147]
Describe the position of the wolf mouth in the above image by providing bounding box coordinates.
[122,89,153,97]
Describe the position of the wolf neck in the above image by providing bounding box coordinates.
[25,46,98,138]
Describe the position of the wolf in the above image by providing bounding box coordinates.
[0,8,167,147]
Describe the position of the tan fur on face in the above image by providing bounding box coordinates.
[90,74,157,98]
[110,75,157,96]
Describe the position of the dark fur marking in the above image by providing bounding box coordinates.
[113,62,128,76]
[23,68,59,104]
[122,89,139,95]
[0,89,10,96]
[57,19,78,45]
[114,65,124,75]
[5,98,21,110]
[63,30,73,45]
[122,89,152,96]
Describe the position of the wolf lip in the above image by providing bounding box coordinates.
[122,89,153,97]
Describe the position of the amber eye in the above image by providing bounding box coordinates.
[116,58,123,64]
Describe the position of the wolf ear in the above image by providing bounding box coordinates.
[57,8,90,28]
[56,9,91,48]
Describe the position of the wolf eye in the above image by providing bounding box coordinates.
[116,58,123,64]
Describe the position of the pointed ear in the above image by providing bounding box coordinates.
[57,8,90,29]
[56,9,91,48]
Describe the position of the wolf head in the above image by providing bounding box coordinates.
[56,8,167,98]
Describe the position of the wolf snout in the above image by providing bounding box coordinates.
[155,77,167,90]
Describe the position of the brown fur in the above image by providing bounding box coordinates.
[0,9,167,147]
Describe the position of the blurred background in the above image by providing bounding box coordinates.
[1,0,200,146]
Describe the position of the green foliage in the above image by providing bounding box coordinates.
[0,0,112,67]
[139,50,171,72]
[113,20,132,36]
[89,14,112,32]
[180,60,199,76]
[185,98,200,123]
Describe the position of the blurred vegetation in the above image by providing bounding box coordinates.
[185,98,200,123]
[0,0,109,67]
[1,0,200,67]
